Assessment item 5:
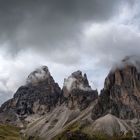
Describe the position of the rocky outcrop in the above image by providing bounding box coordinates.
[0,66,61,117]
[0,67,98,122]
[92,114,134,136]
[92,57,140,120]
[62,70,98,110]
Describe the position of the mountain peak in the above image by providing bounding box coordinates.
[71,70,82,78]
[110,56,140,74]
[26,66,51,85]
[63,70,92,92]
[92,57,140,120]
[62,70,98,110]
[0,65,61,117]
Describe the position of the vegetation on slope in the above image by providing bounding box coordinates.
[0,124,25,140]
[51,121,133,140]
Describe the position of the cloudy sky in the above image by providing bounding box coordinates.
[0,0,140,104]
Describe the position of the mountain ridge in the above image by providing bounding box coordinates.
[1,56,140,139]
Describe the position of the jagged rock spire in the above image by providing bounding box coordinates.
[0,66,61,117]
[62,70,98,110]
[92,57,140,120]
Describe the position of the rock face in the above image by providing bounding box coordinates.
[0,66,61,116]
[0,68,97,121]
[92,114,134,136]
[92,57,140,120]
[62,70,98,110]
[0,68,99,139]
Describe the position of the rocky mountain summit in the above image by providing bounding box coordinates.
[92,56,140,121]
[0,66,61,118]
[0,67,97,122]
[63,70,98,110]
[0,67,99,139]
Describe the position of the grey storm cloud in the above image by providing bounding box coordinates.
[0,0,129,54]
[0,0,140,105]
[82,23,140,68]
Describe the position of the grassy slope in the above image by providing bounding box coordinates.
[0,122,133,140]
[0,124,25,140]
[51,121,133,140]
[0,121,133,140]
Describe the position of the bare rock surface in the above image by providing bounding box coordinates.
[62,70,98,110]
[92,114,135,136]
[92,56,140,120]
[0,66,61,119]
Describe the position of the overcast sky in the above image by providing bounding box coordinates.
[0,0,140,104]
